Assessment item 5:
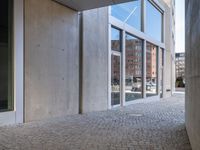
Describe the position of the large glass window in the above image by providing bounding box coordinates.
[125,34,143,101]
[111,54,121,106]
[146,0,163,42]
[111,27,121,52]
[111,0,142,31]
[0,0,13,111]
[160,48,164,98]
[111,27,122,106]
[146,42,158,97]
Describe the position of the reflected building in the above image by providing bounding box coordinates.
[125,35,143,101]
[146,43,157,81]
[175,53,185,79]
[125,39,142,78]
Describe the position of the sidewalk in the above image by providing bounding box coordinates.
[0,94,191,150]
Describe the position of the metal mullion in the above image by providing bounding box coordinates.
[143,40,147,98]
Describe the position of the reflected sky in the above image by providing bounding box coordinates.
[146,0,162,42]
[111,0,141,31]
[111,0,163,42]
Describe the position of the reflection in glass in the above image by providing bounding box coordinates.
[125,34,143,101]
[146,42,158,97]
[0,0,13,111]
[146,0,162,42]
[111,0,141,31]
[160,48,164,98]
[111,27,121,51]
[111,55,121,106]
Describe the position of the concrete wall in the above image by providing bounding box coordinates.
[160,1,174,98]
[24,0,79,122]
[82,7,109,112]
[185,0,200,149]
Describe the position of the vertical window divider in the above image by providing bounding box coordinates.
[157,47,161,96]
[142,0,146,33]
[108,23,112,109]
[143,40,147,98]
[121,30,126,106]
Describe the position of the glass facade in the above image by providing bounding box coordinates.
[146,42,158,97]
[111,0,142,31]
[160,48,164,98]
[146,0,163,42]
[111,54,121,106]
[125,34,143,101]
[110,0,164,106]
[0,0,13,111]
[111,27,122,106]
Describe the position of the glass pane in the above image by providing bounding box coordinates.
[111,0,141,31]
[111,27,121,52]
[146,0,162,42]
[125,34,143,101]
[146,42,158,97]
[0,0,13,111]
[160,48,164,97]
[111,55,121,106]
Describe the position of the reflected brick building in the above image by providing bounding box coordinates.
[175,53,185,79]
[146,43,157,79]
[125,39,142,78]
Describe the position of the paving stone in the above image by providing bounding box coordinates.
[0,94,191,150]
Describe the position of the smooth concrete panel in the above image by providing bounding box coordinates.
[185,0,200,149]
[25,0,79,122]
[54,0,132,11]
[82,7,109,112]
[160,1,174,98]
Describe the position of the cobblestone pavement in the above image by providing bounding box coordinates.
[0,94,191,150]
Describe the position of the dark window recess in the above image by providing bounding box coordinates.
[0,0,13,111]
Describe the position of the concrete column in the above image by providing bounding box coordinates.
[185,0,200,149]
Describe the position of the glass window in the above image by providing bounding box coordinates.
[0,0,13,111]
[159,48,164,98]
[111,0,142,31]
[146,0,163,42]
[111,54,121,106]
[111,27,121,52]
[146,42,158,97]
[125,34,143,101]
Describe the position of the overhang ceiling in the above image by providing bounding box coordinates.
[54,0,133,11]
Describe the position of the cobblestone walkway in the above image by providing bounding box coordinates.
[0,94,191,150]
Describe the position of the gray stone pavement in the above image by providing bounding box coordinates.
[0,94,191,150]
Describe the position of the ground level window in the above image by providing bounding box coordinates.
[146,42,158,97]
[125,34,143,101]
[0,0,13,111]
[111,54,121,106]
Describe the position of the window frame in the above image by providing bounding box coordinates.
[145,0,164,42]
[109,0,166,107]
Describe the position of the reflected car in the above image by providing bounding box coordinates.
[132,82,142,91]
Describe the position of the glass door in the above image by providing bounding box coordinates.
[111,53,121,106]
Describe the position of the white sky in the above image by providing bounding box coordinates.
[175,0,185,53]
